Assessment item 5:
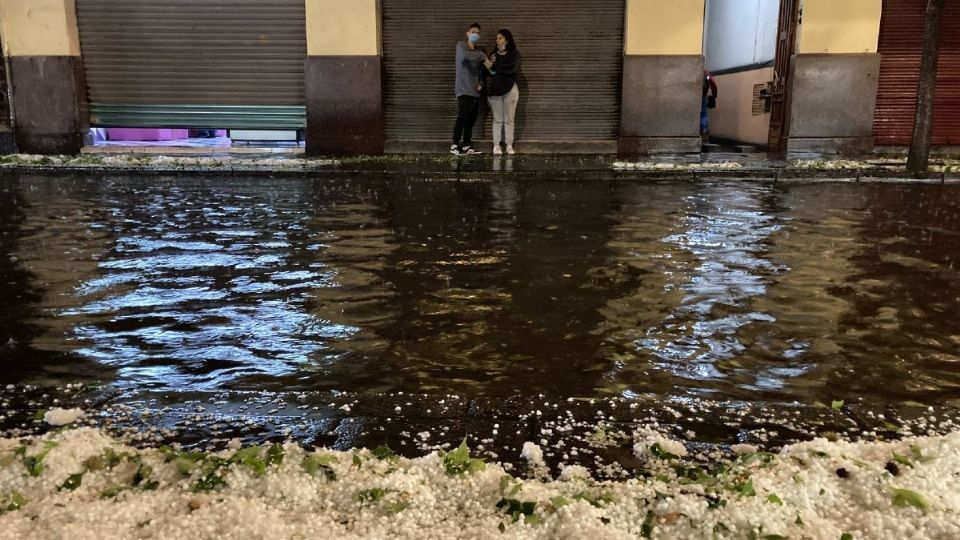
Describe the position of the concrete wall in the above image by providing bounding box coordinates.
[0,0,80,56]
[786,54,881,153]
[797,0,881,54]
[785,0,883,153]
[0,0,86,154]
[704,0,779,72]
[625,0,704,55]
[709,67,774,145]
[306,0,378,57]
[304,0,383,155]
[620,0,705,154]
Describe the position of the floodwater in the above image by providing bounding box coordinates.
[1,175,959,408]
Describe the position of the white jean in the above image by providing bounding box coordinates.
[488,84,519,146]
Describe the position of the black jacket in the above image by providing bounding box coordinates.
[485,49,521,97]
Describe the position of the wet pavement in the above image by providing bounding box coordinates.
[4,152,960,181]
[1,173,960,471]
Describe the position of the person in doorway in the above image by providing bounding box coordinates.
[484,29,521,155]
[701,70,718,143]
[452,23,487,155]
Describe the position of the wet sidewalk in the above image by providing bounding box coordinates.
[0,151,958,180]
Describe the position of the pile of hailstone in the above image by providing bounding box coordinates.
[1,412,959,539]
[611,161,744,171]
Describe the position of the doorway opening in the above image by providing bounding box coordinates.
[701,0,797,154]
[85,128,303,153]
[75,0,307,154]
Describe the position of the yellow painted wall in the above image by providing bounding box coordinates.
[306,0,379,56]
[708,68,774,145]
[625,0,704,55]
[0,0,80,56]
[797,0,882,54]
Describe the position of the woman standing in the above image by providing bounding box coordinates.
[484,29,521,155]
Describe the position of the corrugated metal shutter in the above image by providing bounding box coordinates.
[76,0,306,129]
[874,0,960,146]
[381,0,624,147]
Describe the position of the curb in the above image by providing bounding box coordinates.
[0,165,957,183]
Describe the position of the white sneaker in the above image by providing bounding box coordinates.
[493,146,503,155]
[506,145,515,155]
[450,144,460,155]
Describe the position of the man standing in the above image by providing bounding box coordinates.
[452,23,486,155]
[701,70,718,144]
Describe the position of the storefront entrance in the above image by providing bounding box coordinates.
[873,0,960,146]
[75,0,307,147]
[380,0,625,153]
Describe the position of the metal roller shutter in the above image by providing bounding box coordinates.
[76,0,306,129]
[381,0,625,148]
[873,0,960,146]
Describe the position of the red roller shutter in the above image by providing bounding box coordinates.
[874,0,960,146]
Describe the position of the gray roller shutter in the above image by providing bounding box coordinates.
[76,0,306,129]
[381,0,625,150]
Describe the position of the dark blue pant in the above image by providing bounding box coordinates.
[453,95,480,148]
[700,95,709,134]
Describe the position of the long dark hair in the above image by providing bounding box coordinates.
[497,28,517,53]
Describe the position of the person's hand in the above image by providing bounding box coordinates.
[483,58,494,69]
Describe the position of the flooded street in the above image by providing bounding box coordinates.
[2,175,958,410]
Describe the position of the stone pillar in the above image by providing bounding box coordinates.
[785,0,882,154]
[304,0,384,156]
[0,0,87,154]
[619,0,705,155]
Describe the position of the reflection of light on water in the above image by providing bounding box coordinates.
[61,186,360,391]
[635,185,785,381]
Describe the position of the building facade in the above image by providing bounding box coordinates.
[0,0,955,156]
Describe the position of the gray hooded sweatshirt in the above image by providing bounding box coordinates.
[455,41,486,98]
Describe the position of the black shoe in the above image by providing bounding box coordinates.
[461,146,481,155]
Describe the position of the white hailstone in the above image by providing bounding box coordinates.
[43,407,85,426]
[339,404,352,412]
[633,432,688,459]
[227,438,242,450]
[730,444,758,455]
[559,464,592,481]
[521,442,546,468]
[5,423,960,539]
[394,406,402,413]
[417,431,431,441]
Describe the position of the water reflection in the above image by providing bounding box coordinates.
[0,177,114,383]
[28,179,339,390]
[635,183,783,382]
[1,176,960,406]
[835,185,960,401]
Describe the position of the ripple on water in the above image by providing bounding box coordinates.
[1,178,959,407]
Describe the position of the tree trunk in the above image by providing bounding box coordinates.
[906,0,946,174]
